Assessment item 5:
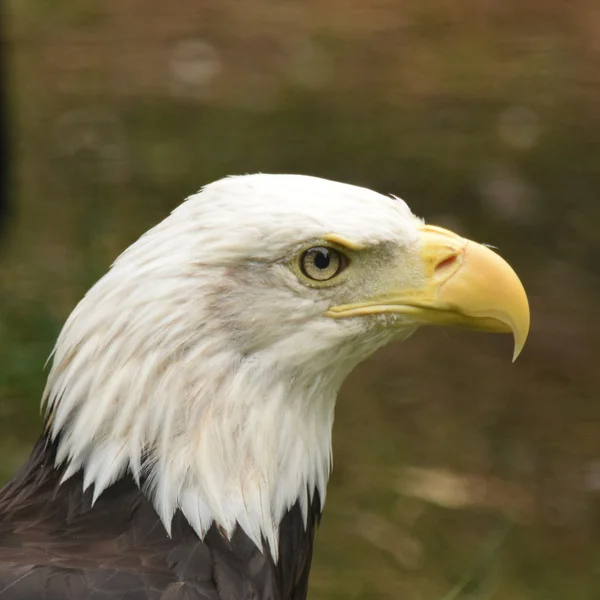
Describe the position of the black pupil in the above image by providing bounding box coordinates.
[313,249,331,270]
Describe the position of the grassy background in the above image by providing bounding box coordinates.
[2,0,600,597]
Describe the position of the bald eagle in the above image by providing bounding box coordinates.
[0,175,529,599]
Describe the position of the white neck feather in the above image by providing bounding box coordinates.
[45,313,352,559]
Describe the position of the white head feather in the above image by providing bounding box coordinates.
[43,174,422,559]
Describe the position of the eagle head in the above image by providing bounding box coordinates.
[42,174,529,557]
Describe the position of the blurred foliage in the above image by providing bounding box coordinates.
[2,0,600,597]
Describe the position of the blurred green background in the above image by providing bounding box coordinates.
[2,0,600,598]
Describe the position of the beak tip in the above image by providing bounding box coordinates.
[512,346,522,363]
[510,296,530,363]
[511,329,529,362]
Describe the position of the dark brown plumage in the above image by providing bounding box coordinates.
[0,436,321,599]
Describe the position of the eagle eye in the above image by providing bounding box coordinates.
[300,247,348,281]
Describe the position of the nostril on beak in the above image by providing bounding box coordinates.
[434,254,458,273]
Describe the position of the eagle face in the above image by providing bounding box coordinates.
[41,174,529,558]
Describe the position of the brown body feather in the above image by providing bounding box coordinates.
[0,436,321,599]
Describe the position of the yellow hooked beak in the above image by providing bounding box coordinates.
[326,225,530,361]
